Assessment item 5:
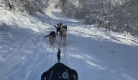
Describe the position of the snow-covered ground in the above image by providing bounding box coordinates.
[0,7,138,80]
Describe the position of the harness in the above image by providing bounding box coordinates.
[61,35,66,37]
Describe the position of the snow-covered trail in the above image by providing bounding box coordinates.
[0,30,74,80]
[0,7,138,80]
[0,31,53,80]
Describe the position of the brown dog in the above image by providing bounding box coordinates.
[60,27,67,46]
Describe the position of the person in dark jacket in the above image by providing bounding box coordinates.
[41,63,78,80]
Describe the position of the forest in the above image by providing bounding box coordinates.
[1,0,138,36]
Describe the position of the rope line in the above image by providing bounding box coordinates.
[49,71,53,80]
[55,35,62,49]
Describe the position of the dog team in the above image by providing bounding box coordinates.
[44,22,67,46]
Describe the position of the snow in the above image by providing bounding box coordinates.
[0,7,138,80]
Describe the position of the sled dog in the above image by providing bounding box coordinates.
[54,23,63,35]
[44,31,56,46]
[60,26,67,46]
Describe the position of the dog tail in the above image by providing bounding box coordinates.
[44,35,49,38]
[54,25,57,29]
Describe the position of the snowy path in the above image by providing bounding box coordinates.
[0,31,59,80]
[0,8,138,80]
[0,28,72,80]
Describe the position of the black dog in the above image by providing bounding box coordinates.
[54,23,63,34]
[44,31,56,46]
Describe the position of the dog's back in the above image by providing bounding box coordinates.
[62,25,67,30]
[60,28,67,36]
[50,31,56,38]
